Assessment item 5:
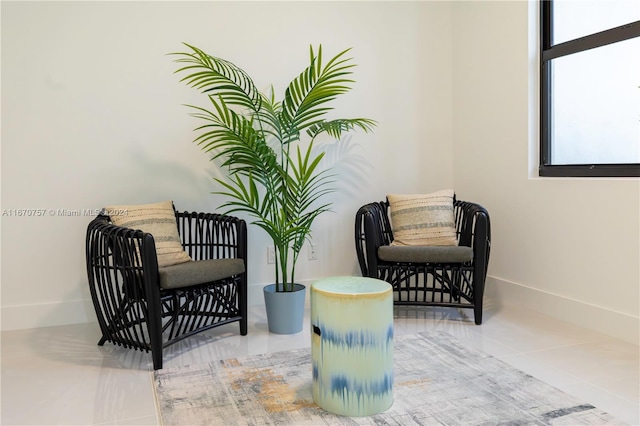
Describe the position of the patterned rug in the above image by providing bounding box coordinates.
[153,331,622,425]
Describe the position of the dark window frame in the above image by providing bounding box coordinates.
[540,0,640,177]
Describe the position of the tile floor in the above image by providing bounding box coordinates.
[1,301,638,425]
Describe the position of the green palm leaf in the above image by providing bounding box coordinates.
[282,45,358,132]
[306,118,377,139]
[172,43,262,113]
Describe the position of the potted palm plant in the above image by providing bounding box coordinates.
[172,43,376,334]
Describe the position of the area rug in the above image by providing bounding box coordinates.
[153,331,622,425]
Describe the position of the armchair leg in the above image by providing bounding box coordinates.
[473,277,484,325]
[239,273,248,336]
[473,273,486,325]
[151,346,163,370]
[149,318,163,369]
[147,293,164,370]
[473,305,483,325]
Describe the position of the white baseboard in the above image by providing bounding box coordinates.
[1,282,306,331]
[1,299,98,331]
[7,277,637,345]
[485,275,639,345]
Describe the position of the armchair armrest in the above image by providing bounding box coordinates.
[85,215,160,347]
[86,214,155,281]
[454,200,491,275]
[355,201,393,277]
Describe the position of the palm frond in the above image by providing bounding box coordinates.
[172,43,261,113]
[306,118,378,139]
[187,97,278,189]
[281,45,358,133]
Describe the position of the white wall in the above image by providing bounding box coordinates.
[452,1,640,344]
[5,1,637,345]
[1,1,454,330]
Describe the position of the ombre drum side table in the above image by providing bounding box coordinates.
[310,276,394,417]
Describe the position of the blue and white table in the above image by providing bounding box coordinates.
[310,276,394,417]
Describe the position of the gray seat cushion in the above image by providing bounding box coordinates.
[378,245,473,264]
[158,258,245,290]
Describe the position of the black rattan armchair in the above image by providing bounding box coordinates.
[85,208,247,370]
[355,199,490,324]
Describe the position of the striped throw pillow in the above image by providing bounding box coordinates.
[387,190,457,246]
[104,200,192,267]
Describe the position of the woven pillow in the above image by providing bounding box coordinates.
[104,200,192,267]
[387,190,457,246]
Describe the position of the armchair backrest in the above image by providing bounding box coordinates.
[355,201,391,277]
[174,211,247,263]
[356,198,490,278]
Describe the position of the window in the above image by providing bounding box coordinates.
[540,0,640,177]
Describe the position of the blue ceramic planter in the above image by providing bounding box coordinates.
[263,283,306,334]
